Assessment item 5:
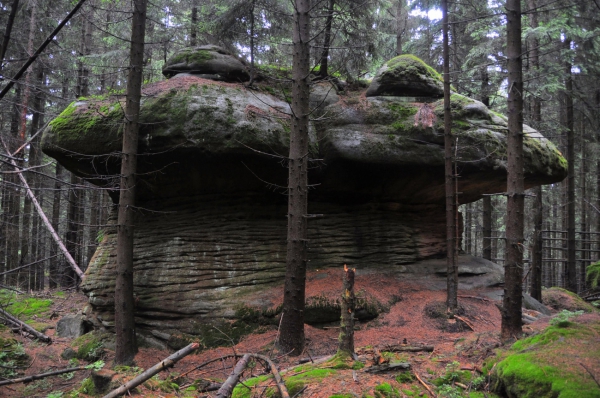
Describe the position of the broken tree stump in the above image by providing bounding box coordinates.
[338,264,355,356]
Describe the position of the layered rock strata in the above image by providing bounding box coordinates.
[42,51,567,344]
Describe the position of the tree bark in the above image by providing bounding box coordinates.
[216,354,251,398]
[318,0,335,79]
[528,0,542,301]
[114,0,147,366]
[502,0,524,342]
[563,38,577,293]
[395,0,406,56]
[0,0,20,71]
[104,343,199,398]
[278,0,311,356]
[190,0,198,46]
[482,196,492,261]
[338,265,355,356]
[442,0,458,312]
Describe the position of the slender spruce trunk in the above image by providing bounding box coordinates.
[278,0,311,356]
[318,0,334,79]
[442,0,457,312]
[502,0,524,341]
[114,0,147,365]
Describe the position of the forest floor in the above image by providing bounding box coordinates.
[0,271,597,398]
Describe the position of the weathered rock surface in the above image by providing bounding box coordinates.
[41,52,567,343]
[56,314,91,338]
[162,45,250,81]
[366,55,444,98]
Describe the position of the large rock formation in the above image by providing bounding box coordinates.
[42,51,567,345]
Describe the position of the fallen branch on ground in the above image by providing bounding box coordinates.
[414,371,435,396]
[454,315,475,331]
[0,308,51,343]
[458,295,493,302]
[383,345,435,353]
[102,342,199,398]
[364,362,411,373]
[216,354,251,398]
[0,366,86,386]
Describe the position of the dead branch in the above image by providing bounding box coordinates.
[414,371,435,396]
[364,362,411,373]
[458,295,493,302]
[0,307,51,343]
[102,343,199,398]
[246,354,289,398]
[383,345,435,353]
[216,354,252,398]
[1,139,85,281]
[0,366,85,386]
[454,315,475,331]
[581,362,600,389]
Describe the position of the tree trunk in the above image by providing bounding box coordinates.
[482,196,492,261]
[49,163,64,289]
[6,85,22,287]
[278,0,310,356]
[395,0,405,55]
[0,0,20,70]
[338,265,355,356]
[318,0,335,78]
[528,0,542,301]
[442,0,457,312]
[190,0,198,46]
[502,0,524,341]
[563,38,577,293]
[114,0,147,366]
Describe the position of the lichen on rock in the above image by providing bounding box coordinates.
[41,51,568,342]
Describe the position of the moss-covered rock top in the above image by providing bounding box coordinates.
[162,44,250,81]
[366,54,444,98]
[488,314,600,398]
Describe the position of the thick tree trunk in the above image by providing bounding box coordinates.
[114,0,147,365]
[442,0,457,312]
[278,0,310,356]
[563,38,577,292]
[502,0,524,341]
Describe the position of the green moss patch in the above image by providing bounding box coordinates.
[232,361,339,398]
[542,287,597,313]
[488,318,600,398]
[386,54,443,82]
[0,291,53,319]
[71,331,105,362]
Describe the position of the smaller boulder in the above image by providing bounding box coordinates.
[522,293,552,316]
[162,45,250,81]
[366,54,444,98]
[542,287,597,312]
[56,314,90,338]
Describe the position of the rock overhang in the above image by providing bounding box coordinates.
[40,52,568,339]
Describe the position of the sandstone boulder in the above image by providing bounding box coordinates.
[162,45,250,81]
[366,54,444,98]
[41,52,567,344]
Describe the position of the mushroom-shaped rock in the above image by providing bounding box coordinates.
[162,44,250,82]
[41,53,566,342]
[366,54,444,98]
